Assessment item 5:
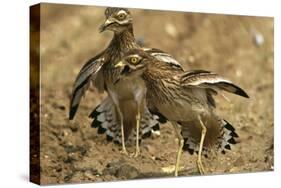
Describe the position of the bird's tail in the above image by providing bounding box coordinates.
[88,97,166,144]
[182,118,239,157]
[217,119,239,154]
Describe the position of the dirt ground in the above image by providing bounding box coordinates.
[37,3,274,185]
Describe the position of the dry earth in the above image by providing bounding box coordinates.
[36,3,273,185]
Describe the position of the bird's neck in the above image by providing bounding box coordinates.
[111,24,136,49]
[142,63,183,105]
[142,64,164,89]
[145,61,177,79]
[143,61,182,91]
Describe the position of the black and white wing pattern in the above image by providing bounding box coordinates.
[88,97,117,140]
[179,70,247,157]
[143,48,183,70]
[89,97,166,144]
[182,119,239,157]
[69,55,106,120]
[179,70,249,98]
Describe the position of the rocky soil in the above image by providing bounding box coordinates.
[37,4,273,185]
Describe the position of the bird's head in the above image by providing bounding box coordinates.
[99,7,133,33]
[115,49,151,78]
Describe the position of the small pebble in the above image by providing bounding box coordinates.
[116,164,139,179]
[229,167,240,172]
[84,170,96,179]
[188,56,195,63]
[165,23,178,38]
[144,145,156,154]
[236,70,242,77]
[253,32,264,47]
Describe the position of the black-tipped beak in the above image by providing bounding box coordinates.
[115,61,130,75]
[99,19,113,33]
[121,65,130,75]
[113,65,130,85]
[114,61,126,68]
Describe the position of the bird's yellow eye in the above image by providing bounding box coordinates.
[130,57,138,64]
[117,13,126,20]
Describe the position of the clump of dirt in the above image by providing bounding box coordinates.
[37,4,273,185]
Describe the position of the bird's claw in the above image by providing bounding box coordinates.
[120,148,129,156]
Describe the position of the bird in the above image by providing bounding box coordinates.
[115,49,249,175]
[88,96,165,144]
[69,7,183,157]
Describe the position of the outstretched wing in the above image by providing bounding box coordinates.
[179,70,249,98]
[69,55,106,120]
[143,48,183,71]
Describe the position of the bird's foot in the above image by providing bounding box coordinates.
[120,148,129,156]
[131,149,140,158]
[197,159,205,175]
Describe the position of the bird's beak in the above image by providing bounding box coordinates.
[99,19,114,33]
[115,61,126,68]
[113,61,126,84]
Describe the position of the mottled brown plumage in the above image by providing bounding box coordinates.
[115,49,249,175]
[69,8,182,156]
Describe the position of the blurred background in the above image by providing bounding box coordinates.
[35,3,273,184]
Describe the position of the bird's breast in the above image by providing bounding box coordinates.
[107,76,146,101]
[155,100,195,121]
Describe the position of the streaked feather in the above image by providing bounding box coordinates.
[179,70,249,98]
[69,55,105,120]
[182,118,239,157]
[143,48,183,70]
[89,97,166,144]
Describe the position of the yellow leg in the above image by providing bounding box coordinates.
[172,122,184,177]
[197,115,207,175]
[116,107,129,156]
[107,90,129,156]
[133,107,141,157]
